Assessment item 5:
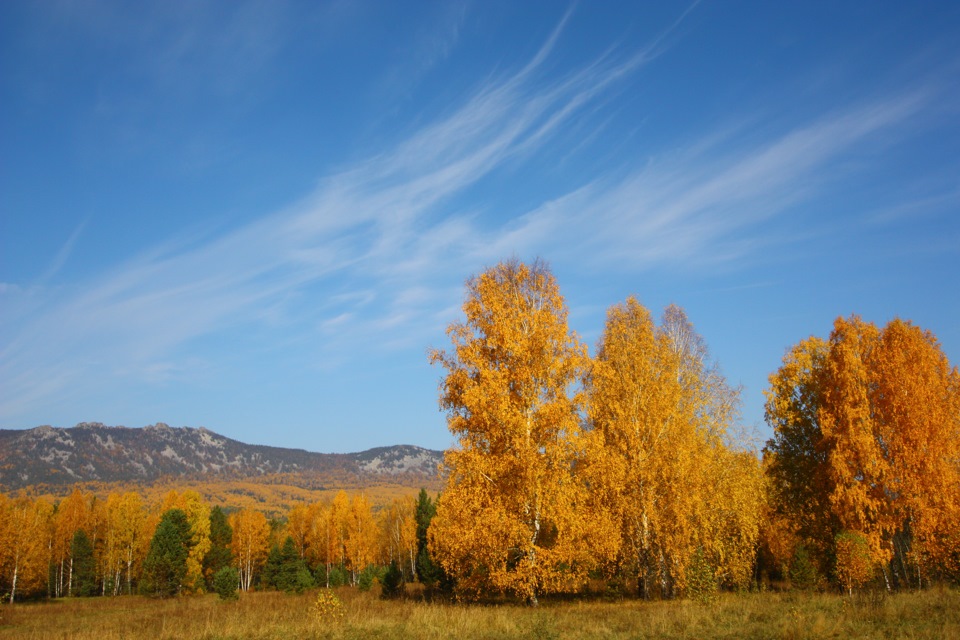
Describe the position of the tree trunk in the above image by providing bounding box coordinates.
[126,553,133,595]
[10,560,18,604]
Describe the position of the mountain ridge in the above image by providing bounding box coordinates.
[0,422,444,491]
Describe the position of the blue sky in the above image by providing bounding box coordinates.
[2,1,958,453]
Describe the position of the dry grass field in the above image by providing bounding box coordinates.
[1,585,957,640]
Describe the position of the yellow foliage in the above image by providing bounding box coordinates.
[587,298,761,597]
[765,315,960,587]
[429,260,610,603]
[378,496,417,575]
[229,508,270,592]
[0,494,53,602]
[312,588,344,623]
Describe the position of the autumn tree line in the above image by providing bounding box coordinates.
[1,259,957,605]
[0,487,437,602]
[426,260,959,604]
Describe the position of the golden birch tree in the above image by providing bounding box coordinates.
[869,319,960,584]
[345,494,377,583]
[584,296,679,596]
[304,500,334,583]
[286,503,312,560]
[587,299,758,597]
[378,496,417,577]
[428,259,605,604]
[819,316,893,569]
[0,496,53,602]
[230,509,270,592]
[765,314,960,588]
[106,492,146,595]
[50,489,93,597]
[706,446,766,591]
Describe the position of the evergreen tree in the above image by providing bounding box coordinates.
[212,566,240,601]
[142,509,191,598]
[263,536,313,593]
[261,543,283,590]
[414,489,435,557]
[70,530,96,597]
[381,560,405,599]
[357,564,382,592]
[203,506,233,590]
[414,489,442,588]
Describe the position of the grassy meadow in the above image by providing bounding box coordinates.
[1,586,957,640]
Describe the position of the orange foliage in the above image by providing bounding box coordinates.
[587,298,762,597]
[428,260,611,603]
[229,508,270,592]
[765,315,960,587]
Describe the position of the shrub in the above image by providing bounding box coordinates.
[686,547,718,604]
[212,567,239,601]
[292,566,314,594]
[313,589,344,624]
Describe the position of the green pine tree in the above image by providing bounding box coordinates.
[381,560,405,599]
[262,536,312,593]
[203,506,233,590]
[212,566,240,601]
[414,489,439,586]
[70,530,96,597]
[414,489,451,593]
[261,543,283,590]
[142,509,192,598]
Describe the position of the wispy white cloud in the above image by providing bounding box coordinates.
[39,219,87,282]
[0,4,946,427]
[493,90,932,271]
[0,10,664,422]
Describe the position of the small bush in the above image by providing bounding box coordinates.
[604,576,627,602]
[313,589,344,624]
[212,567,239,601]
[686,547,718,604]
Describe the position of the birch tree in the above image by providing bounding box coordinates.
[230,509,270,592]
[765,315,960,587]
[587,298,758,598]
[0,495,52,602]
[428,259,608,604]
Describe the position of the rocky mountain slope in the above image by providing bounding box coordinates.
[0,422,444,490]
